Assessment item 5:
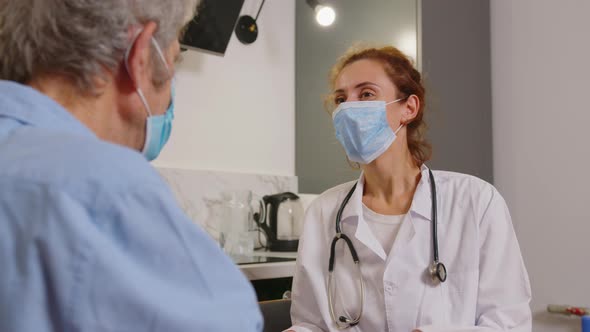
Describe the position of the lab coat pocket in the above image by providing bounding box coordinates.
[445,270,479,325]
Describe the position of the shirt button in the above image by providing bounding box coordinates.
[385,282,398,295]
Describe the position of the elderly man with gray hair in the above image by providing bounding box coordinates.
[0,1,262,331]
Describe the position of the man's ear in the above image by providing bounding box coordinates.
[400,94,420,125]
[125,21,158,90]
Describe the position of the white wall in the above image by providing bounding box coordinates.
[153,0,295,176]
[491,1,590,331]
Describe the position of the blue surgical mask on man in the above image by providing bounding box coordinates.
[332,98,405,164]
[125,34,175,161]
[141,80,175,161]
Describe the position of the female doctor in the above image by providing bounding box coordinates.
[286,46,532,332]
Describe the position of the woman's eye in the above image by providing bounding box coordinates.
[360,91,375,99]
[334,96,345,104]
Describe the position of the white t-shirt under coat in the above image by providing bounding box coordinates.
[362,203,405,257]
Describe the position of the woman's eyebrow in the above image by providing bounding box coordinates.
[333,81,378,94]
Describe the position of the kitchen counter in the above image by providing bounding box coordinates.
[232,250,297,281]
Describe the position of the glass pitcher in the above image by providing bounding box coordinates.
[219,190,263,256]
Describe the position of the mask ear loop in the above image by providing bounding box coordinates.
[150,38,170,72]
[385,97,405,105]
[124,28,143,85]
[124,29,173,118]
[124,28,154,118]
[149,37,175,112]
[387,96,410,135]
[123,27,175,158]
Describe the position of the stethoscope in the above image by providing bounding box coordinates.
[327,168,447,329]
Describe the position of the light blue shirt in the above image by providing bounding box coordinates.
[0,81,263,332]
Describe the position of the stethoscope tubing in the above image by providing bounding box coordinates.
[328,168,445,329]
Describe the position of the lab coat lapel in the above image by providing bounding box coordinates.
[409,165,434,223]
[340,173,387,261]
[354,216,387,260]
[385,165,434,261]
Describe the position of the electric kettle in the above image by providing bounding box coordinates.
[254,192,304,252]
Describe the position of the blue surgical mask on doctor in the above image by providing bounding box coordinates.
[125,35,175,161]
[332,98,405,164]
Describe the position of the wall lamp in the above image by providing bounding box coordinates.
[306,0,336,27]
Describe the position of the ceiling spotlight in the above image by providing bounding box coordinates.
[306,0,336,27]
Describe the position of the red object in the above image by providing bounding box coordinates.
[566,307,588,316]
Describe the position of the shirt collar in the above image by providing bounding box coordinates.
[342,173,388,259]
[410,164,436,222]
[340,164,435,221]
[0,80,95,137]
[338,164,439,260]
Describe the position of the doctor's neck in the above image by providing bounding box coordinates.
[362,139,421,200]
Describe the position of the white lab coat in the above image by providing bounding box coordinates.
[288,166,531,332]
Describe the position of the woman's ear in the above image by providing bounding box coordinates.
[401,94,420,125]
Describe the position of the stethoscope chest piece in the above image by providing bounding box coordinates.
[430,261,447,283]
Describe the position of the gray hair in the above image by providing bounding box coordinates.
[0,0,198,93]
